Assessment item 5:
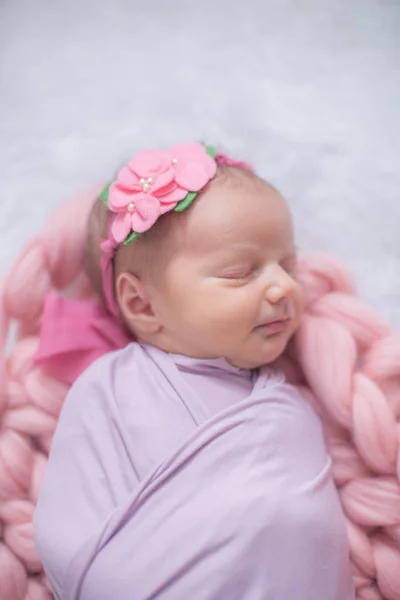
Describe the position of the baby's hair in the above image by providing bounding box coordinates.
[1,181,400,599]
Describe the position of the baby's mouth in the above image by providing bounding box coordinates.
[254,316,291,335]
[254,299,295,335]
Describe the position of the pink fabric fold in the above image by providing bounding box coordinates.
[34,294,131,385]
[100,238,120,318]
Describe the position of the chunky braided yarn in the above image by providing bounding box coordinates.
[295,256,400,600]
[0,188,399,600]
[0,186,102,600]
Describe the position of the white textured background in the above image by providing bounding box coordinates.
[1,0,399,328]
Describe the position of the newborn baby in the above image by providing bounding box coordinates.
[34,144,354,599]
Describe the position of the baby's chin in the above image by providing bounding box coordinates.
[226,333,292,370]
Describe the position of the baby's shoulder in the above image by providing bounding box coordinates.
[61,342,147,419]
[72,341,145,386]
[261,365,322,420]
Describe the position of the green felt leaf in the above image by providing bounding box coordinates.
[206,145,216,159]
[174,191,197,213]
[100,183,111,205]
[124,231,140,245]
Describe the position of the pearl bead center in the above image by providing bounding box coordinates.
[139,176,153,192]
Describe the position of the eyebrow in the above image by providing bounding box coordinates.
[204,244,260,264]
[217,241,297,258]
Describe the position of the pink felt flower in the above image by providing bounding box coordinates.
[166,143,217,192]
[111,195,161,243]
[106,143,217,243]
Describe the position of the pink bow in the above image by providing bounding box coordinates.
[34,293,131,385]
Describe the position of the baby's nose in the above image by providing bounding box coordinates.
[265,271,296,304]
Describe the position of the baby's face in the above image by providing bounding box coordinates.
[149,175,303,369]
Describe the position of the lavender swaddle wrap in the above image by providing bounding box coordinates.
[33,344,354,599]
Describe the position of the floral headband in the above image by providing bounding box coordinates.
[99,142,253,317]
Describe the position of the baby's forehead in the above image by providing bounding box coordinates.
[182,171,293,254]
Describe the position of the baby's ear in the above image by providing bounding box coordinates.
[116,272,161,336]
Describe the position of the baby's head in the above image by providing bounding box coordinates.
[85,144,303,369]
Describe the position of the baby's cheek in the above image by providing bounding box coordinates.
[210,298,255,336]
[188,281,257,335]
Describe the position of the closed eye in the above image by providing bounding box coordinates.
[220,269,254,282]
